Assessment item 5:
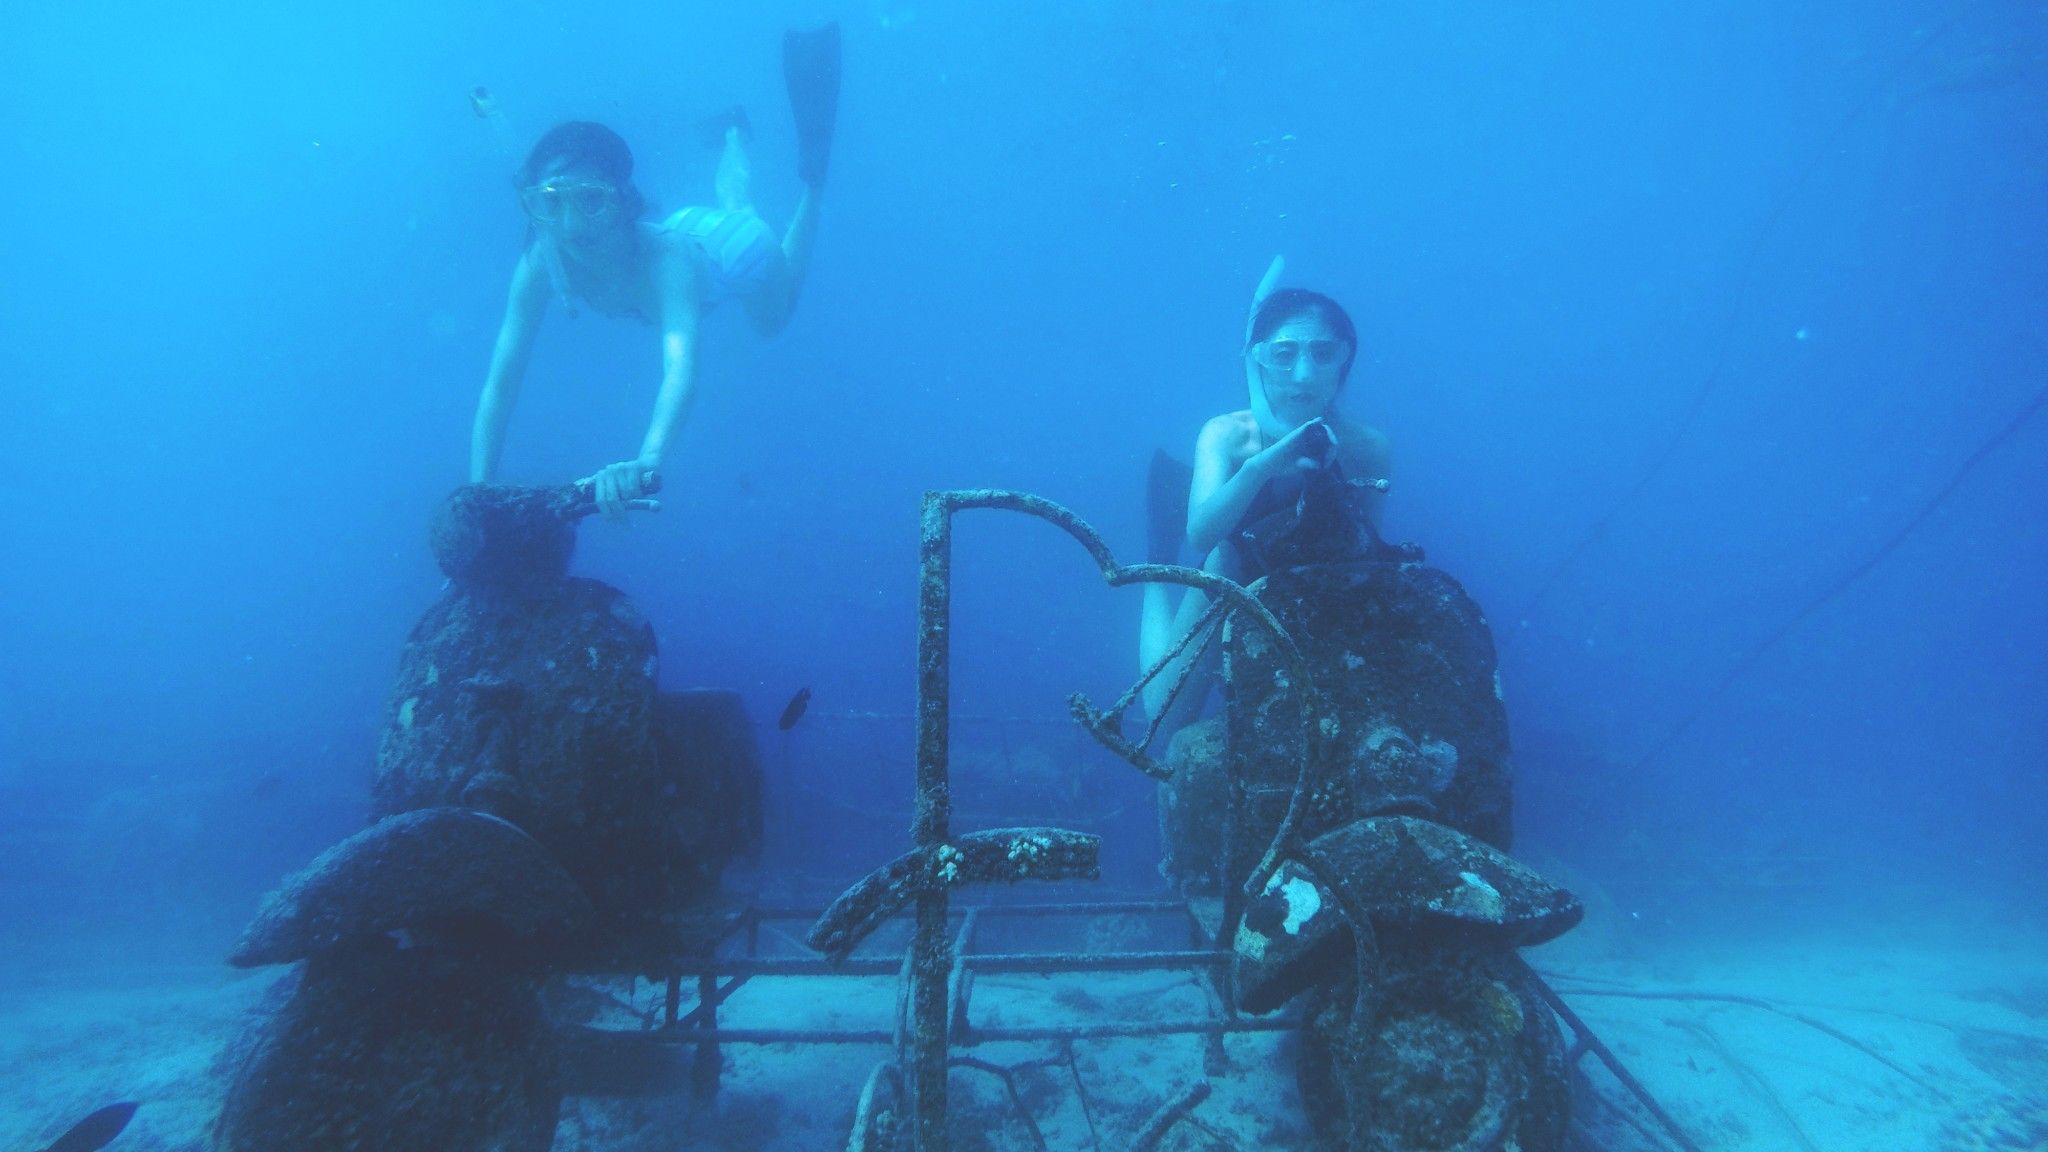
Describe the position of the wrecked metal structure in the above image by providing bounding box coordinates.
[214,480,761,1151]
[1155,468,1586,1149]
[212,477,1690,1152]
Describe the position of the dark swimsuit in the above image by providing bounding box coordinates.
[1235,463,1411,575]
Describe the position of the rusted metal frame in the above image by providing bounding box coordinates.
[932,489,1306,770]
[899,490,1320,1152]
[946,909,981,1044]
[892,945,915,1067]
[910,491,956,1152]
[752,898,1193,922]
[894,490,1224,1152]
[643,1013,1298,1048]
[1119,596,1229,721]
[1131,1081,1213,1152]
[959,898,1190,918]
[1523,963,1704,1152]
[665,949,1235,979]
[949,1056,1050,1152]
[1059,1040,1103,1151]
[1182,903,1234,1075]
[1226,575,1324,901]
[1071,596,1228,779]
[849,1061,902,1152]
[974,949,1227,974]
[968,1017,1298,1043]
[675,974,751,1029]
[930,489,1322,905]
[1133,604,1226,749]
[690,971,722,1096]
[807,828,1101,962]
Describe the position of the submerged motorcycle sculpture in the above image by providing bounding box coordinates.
[214,479,761,1152]
[1161,468,1585,1151]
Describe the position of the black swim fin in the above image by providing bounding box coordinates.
[1147,450,1193,564]
[783,22,841,188]
[40,1102,138,1152]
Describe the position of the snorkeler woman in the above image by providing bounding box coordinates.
[469,24,841,518]
[1139,267,1391,726]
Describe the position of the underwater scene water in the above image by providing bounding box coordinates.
[2,1,2045,1149]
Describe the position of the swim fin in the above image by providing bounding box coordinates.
[39,1102,137,1152]
[1148,449,1193,564]
[782,22,841,188]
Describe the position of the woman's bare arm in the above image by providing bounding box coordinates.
[469,253,551,482]
[1186,416,1327,555]
[590,242,703,517]
[637,246,704,469]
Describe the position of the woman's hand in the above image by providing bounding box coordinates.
[1247,421,1334,479]
[589,459,663,521]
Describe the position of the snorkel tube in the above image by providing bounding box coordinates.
[474,88,581,316]
[1245,254,1292,440]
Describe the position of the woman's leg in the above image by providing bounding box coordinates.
[714,125,752,212]
[1139,568,1227,728]
[745,187,819,337]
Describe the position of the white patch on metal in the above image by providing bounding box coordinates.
[1279,876,1322,935]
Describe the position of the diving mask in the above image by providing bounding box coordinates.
[1251,338,1348,373]
[520,179,620,224]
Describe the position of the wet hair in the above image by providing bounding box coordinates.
[515,120,646,219]
[1247,288,1360,383]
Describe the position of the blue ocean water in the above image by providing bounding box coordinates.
[1,1,2044,1148]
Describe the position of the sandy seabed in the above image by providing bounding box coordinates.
[4,897,2044,1152]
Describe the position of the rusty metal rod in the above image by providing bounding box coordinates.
[644,1015,1299,1047]
[849,1061,901,1152]
[950,1056,1049,1152]
[967,1017,1296,1043]
[946,909,981,1044]
[676,974,750,1029]
[911,491,955,1152]
[1130,1081,1212,1152]
[663,950,1236,978]
[748,898,1196,922]
[1524,966,1704,1152]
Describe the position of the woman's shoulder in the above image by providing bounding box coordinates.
[1198,409,1261,448]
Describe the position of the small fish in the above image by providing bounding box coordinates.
[468,86,496,119]
[41,1102,138,1152]
[777,687,813,731]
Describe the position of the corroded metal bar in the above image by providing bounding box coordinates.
[849,1062,902,1152]
[676,975,749,1028]
[969,1018,1297,1043]
[1523,964,1704,1152]
[808,489,1324,1152]
[973,949,1226,974]
[911,491,954,1152]
[1131,1081,1212,1152]
[641,1015,1298,1047]
[950,1057,1049,1152]
[947,909,980,1044]
[664,948,1231,979]
[806,829,1102,962]
[690,971,721,1098]
[762,899,1192,922]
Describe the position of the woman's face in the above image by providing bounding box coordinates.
[1251,313,1350,428]
[521,158,625,251]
